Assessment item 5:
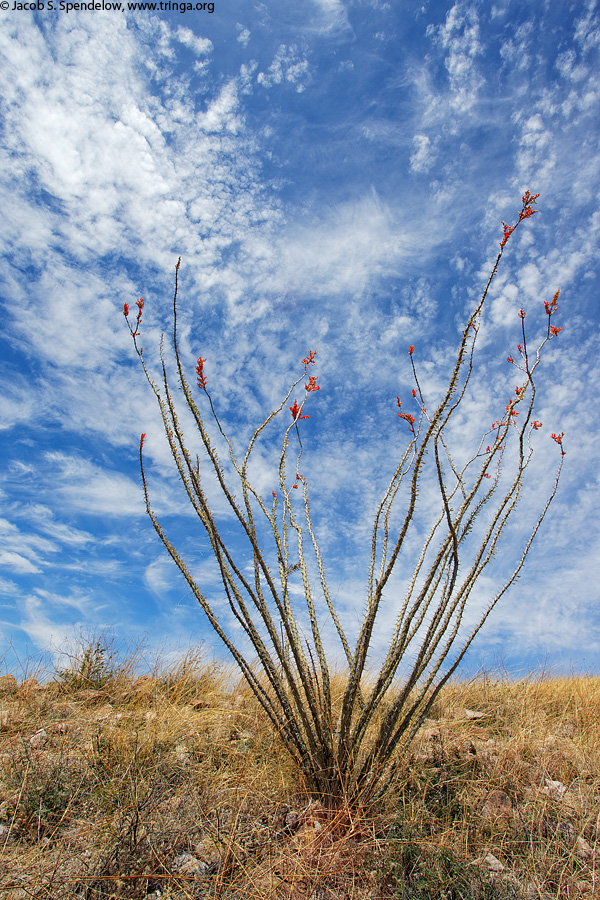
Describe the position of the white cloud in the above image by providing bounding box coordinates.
[428,1,484,113]
[236,24,251,47]
[175,26,212,56]
[43,452,144,517]
[409,134,435,173]
[0,552,42,575]
[309,0,351,35]
[257,45,310,92]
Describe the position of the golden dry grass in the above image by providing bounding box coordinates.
[0,650,598,899]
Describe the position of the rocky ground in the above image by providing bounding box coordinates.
[0,658,598,899]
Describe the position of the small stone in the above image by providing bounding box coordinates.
[29,728,48,749]
[464,708,486,719]
[542,778,567,801]
[174,744,190,761]
[479,790,512,821]
[575,836,593,859]
[482,852,504,872]
[461,739,477,756]
[172,852,208,875]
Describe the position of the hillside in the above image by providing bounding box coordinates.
[0,650,598,899]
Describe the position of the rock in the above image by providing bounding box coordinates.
[174,744,190,762]
[464,709,486,719]
[524,880,554,899]
[542,778,567,801]
[576,836,593,859]
[29,728,48,749]
[481,851,504,872]
[0,675,18,695]
[479,790,513,821]
[172,852,208,875]
[194,838,221,869]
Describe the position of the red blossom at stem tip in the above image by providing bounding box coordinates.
[500,191,539,248]
[532,421,542,430]
[396,396,415,430]
[408,345,414,356]
[195,356,208,391]
[507,357,515,364]
[551,432,566,455]
[544,289,560,316]
[290,399,309,421]
[305,375,320,392]
[140,433,146,449]
[412,389,417,398]
[302,349,317,367]
[550,325,563,337]
[123,303,129,317]
[518,308,526,319]
[500,222,515,249]
[272,491,277,499]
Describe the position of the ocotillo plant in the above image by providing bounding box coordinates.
[124,191,565,806]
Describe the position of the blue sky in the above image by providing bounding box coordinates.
[1,0,599,679]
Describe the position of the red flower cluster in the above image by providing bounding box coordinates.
[396,396,415,431]
[532,421,542,430]
[305,375,320,392]
[500,222,515,249]
[196,356,208,391]
[551,432,566,455]
[544,289,560,316]
[290,399,309,421]
[302,349,317,367]
[550,325,563,337]
[408,345,414,356]
[500,190,539,248]
[520,190,540,217]
[123,303,129,317]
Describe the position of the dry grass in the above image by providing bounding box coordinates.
[0,649,598,899]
